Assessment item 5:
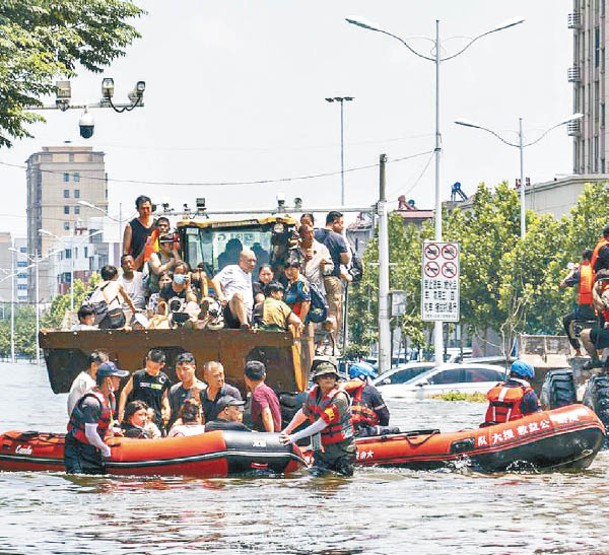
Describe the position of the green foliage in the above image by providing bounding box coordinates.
[0,0,144,147]
[0,304,37,358]
[41,277,95,329]
[431,392,487,403]
[349,180,609,359]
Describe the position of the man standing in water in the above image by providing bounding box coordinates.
[280,359,355,476]
[64,362,129,474]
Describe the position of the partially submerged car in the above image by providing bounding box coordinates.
[376,363,507,399]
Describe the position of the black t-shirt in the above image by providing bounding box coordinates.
[314,228,347,277]
[596,245,609,272]
[204,418,251,433]
[361,384,390,427]
[201,384,242,422]
[253,281,267,300]
[122,423,151,439]
[159,284,188,302]
[131,369,171,425]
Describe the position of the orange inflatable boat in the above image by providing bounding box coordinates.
[0,430,305,477]
[352,405,605,471]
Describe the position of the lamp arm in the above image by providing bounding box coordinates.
[473,126,520,148]
[377,28,435,61]
[522,122,565,148]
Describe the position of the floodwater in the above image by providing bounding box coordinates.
[1,362,609,555]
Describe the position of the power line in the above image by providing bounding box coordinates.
[0,149,434,188]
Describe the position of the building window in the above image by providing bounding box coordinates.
[65,248,72,260]
[74,189,80,199]
[63,189,69,198]
[17,284,27,291]
[64,206,70,215]
[16,261,27,268]
[63,172,69,182]
[19,247,26,253]
[74,206,80,215]
[73,172,80,182]
[69,153,74,162]
[84,246,88,258]
[64,222,70,231]
[17,273,27,279]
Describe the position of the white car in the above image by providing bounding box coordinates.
[376,363,508,399]
[372,362,435,388]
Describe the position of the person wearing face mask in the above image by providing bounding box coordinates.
[64,361,129,474]
[158,262,197,305]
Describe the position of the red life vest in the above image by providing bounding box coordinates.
[591,238,609,275]
[484,380,535,424]
[304,385,353,445]
[343,379,380,428]
[67,389,113,444]
[578,262,593,306]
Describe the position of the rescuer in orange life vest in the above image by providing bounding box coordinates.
[343,362,396,437]
[559,249,596,357]
[484,361,541,425]
[280,359,356,476]
[64,362,129,474]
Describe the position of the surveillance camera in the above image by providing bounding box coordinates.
[79,111,94,139]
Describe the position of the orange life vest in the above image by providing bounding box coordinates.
[343,379,380,428]
[67,389,113,444]
[304,385,353,445]
[578,262,593,306]
[591,238,609,274]
[484,381,534,424]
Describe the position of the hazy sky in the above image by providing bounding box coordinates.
[0,0,572,236]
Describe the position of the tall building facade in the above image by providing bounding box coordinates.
[26,146,108,302]
[571,0,608,173]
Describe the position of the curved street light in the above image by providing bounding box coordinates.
[346,15,524,368]
[454,113,583,237]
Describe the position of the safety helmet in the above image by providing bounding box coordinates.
[348,362,378,380]
[510,360,534,380]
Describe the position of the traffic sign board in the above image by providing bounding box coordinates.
[421,241,460,322]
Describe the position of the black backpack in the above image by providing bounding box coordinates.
[307,281,329,323]
[349,250,364,283]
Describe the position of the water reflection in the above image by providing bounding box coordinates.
[1,361,609,554]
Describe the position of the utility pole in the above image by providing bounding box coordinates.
[377,154,391,375]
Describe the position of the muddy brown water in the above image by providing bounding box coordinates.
[1,361,608,554]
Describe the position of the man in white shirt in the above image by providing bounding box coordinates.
[119,254,146,311]
[211,248,256,329]
[66,351,109,416]
[298,224,333,293]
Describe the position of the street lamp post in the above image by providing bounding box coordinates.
[39,228,75,309]
[325,97,354,206]
[9,248,44,365]
[454,113,583,238]
[10,245,15,364]
[346,16,524,364]
[78,200,127,247]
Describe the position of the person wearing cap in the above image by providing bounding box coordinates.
[118,349,172,431]
[200,361,243,422]
[243,360,281,432]
[280,359,355,477]
[204,396,252,432]
[167,352,206,428]
[484,360,541,425]
[168,399,206,437]
[64,361,129,474]
[344,362,391,437]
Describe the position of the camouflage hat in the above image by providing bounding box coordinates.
[310,360,339,380]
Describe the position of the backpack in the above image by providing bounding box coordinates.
[307,281,329,324]
[82,282,126,329]
[349,250,364,283]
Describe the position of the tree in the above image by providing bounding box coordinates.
[0,0,144,148]
[348,213,433,356]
